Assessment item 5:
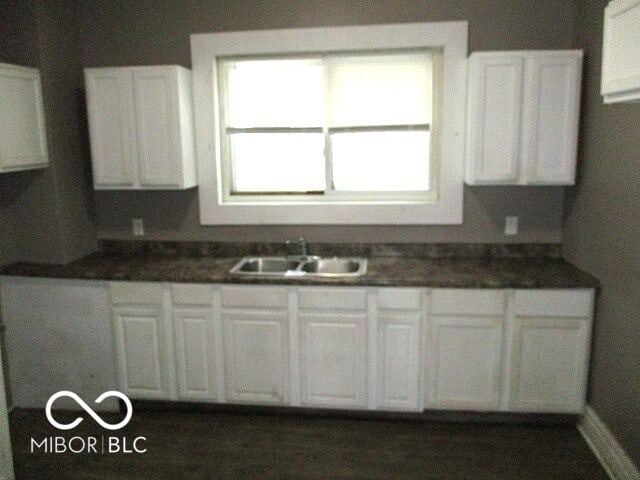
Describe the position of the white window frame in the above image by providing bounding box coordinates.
[191,22,467,225]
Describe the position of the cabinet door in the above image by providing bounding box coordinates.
[601,0,640,103]
[522,53,581,184]
[508,290,593,413]
[111,283,176,400]
[299,312,367,408]
[426,289,505,410]
[466,54,524,184]
[223,310,289,404]
[377,312,421,410]
[85,68,136,187]
[133,66,182,187]
[1,277,117,410]
[0,64,48,171]
[172,284,218,401]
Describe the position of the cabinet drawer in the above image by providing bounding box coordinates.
[377,288,423,311]
[221,285,288,309]
[110,282,163,304]
[431,289,504,316]
[298,287,367,311]
[172,284,213,305]
[514,289,593,317]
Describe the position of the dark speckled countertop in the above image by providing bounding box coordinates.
[0,241,599,289]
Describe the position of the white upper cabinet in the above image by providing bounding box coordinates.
[466,51,582,185]
[84,66,197,189]
[601,0,640,103]
[0,63,48,173]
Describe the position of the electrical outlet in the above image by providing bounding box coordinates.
[505,216,518,236]
[132,218,144,236]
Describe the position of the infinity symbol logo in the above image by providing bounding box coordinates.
[45,391,133,431]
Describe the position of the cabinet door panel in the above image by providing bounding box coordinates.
[85,68,136,186]
[509,316,590,413]
[174,306,217,400]
[523,54,581,184]
[223,311,289,404]
[299,313,367,408]
[377,312,420,410]
[466,55,523,183]
[113,306,174,399]
[601,0,640,102]
[134,67,180,187]
[1,278,116,410]
[427,315,503,410]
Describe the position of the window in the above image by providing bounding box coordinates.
[191,22,467,224]
[218,52,435,200]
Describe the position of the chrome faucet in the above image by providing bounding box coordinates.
[285,236,308,257]
[298,237,308,256]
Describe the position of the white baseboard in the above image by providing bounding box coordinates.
[579,405,640,480]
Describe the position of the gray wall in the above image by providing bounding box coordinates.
[0,0,97,265]
[564,0,640,466]
[77,0,576,243]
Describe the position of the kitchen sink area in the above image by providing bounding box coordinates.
[229,256,368,278]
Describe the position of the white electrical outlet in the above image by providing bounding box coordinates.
[505,216,518,236]
[132,218,144,236]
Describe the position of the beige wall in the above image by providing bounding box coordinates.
[564,0,640,466]
[78,0,576,243]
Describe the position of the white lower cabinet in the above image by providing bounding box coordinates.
[507,290,594,413]
[298,288,368,408]
[0,277,118,410]
[376,289,423,411]
[426,290,505,410]
[1,276,595,415]
[221,286,290,405]
[110,282,177,400]
[172,284,219,401]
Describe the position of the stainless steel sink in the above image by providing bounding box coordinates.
[233,257,301,274]
[300,258,365,276]
[229,256,367,278]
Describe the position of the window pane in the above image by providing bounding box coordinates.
[327,53,432,127]
[331,131,430,191]
[225,59,324,128]
[230,133,325,193]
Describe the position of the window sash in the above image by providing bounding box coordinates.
[218,51,434,198]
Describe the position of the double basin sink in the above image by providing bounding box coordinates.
[230,256,367,278]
